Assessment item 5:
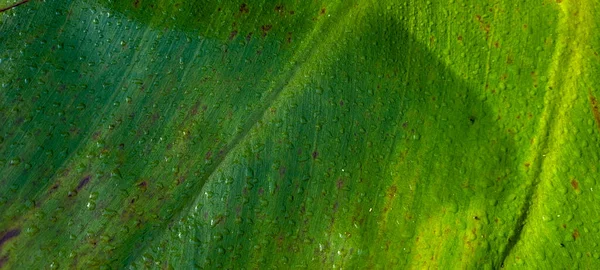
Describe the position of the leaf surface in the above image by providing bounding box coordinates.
[0,0,599,268]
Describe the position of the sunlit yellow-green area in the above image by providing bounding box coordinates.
[1,0,599,268]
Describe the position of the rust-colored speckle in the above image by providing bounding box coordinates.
[239,3,249,14]
[588,93,600,132]
[573,229,580,240]
[457,35,463,41]
[320,7,326,15]
[571,179,579,190]
[556,0,563,3]
[261,25,272,37]
[475,15,491,39]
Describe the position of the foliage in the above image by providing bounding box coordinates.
[1,0,599,268]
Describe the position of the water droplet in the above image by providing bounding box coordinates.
[87,201,96,210]
[9,157,21,166]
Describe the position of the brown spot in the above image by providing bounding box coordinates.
[261,25,272,37]
[67,190,77,197]
[339,100,344,106]
[387,185,398,198]
[137,181,147,189]
[312,151,318,159]
[562,224,567,229]
[176,176,185,185]
[151,112,160,122]
[573,229,580,240]
[571,179,579,190]
[320,7,326,15]
[0,0,29,13]
[457,35,463,41]
[239,3,249,14]
[133,0,140,8]
[494,41,499,48]
[469,116,476,124]
[229,30,238,40]
[289,10,295,15]
[205,151,212,160]
[474,15,491,39]
[0,229,20,249]
[286,32,292,43]
[275,5,284,13]
[278,166,286,177]
[336,179,344,190]
[556,0,563,3]
[0,256,7,268]
[76,175,91,191]
[589,94,600,132]
[524,162,531,168]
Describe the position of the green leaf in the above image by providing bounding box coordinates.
[1,0,599,268]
